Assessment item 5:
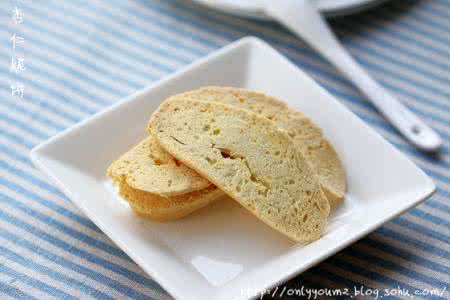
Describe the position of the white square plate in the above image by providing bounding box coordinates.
[31,37,435,300]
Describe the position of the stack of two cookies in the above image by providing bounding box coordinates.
[108,87,346,242]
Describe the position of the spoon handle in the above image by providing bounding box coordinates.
[266,0,442,152]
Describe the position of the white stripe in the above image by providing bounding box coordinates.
[388,222,449,250]
[4,11,151,89]
[107,0,450,104]
[361,14,450,57]
[155,0,450,67]
[55,0,190,70]
[60,0,199,63]
[0,171,103,237]
[0,44,130,102]
[0,106,57,138]
[407,209,450,233]
[0,234,116,300]
[0,255,83,299]
[0,120,42,144]
[0,272,48,300]
[128,0,450,120]
[24,1,177,78]
[116,0,230,47]
[360,235,450,282]
[404,1,450,30]
[342,35,450,101]
[387,7,450,45]
[0,220,158,297]
[419,202,450,223]
[0,212,155,292]
[320,260,393,290]
[0,86,88,123]
[89,0,216,55]
[2,148,450,264]
[339,251,448,292]
[372,231,450,265]
[1,141,448,296]
[0,37,133,102]
[4,76,450,194]
[0,98,73,129]
[4,93,450,195]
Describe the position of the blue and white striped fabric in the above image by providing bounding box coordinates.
[1,0,450,299]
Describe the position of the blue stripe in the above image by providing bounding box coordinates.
[0,113,49,140]
[8,0,450,139]
[0,129,33,149]
[0,100,66,132]
[419,1,450,23]
[0,209,163,292]
[309,265,399,300]
[164,0,449,78]
[91,0,450,102]
[344,245,450,289]
[7,4,181,75]
[0,160,68,199]
[350,9,450,59]
[0,73,98,115]
[1,0,449,296]
[7,58,450,166]
[5,50,450,169]
[307,267,400,300]
[0,49,131,101]
[409,209,450,230]
[0,245,114,300]
[0,264,76,300]
[4,139,450,288]
[426,199,450,215]
[6,144,450,291]
[362,237,450,277]
[107,0,450,122]
[0,87,83,124]
[208,2,450,114]
[327,256,446,300]
[6,61,450,178]
[3,150,446,296]
[49,2,196,66]
[381,2,450,46]
[0,20,148,90]
[70,0,208,57]
[4,133,450,288]
[376,228,450,261]
[0,280,38,300]
[391,3,450,36]
[0,25,150,96]
[0,192,129,261]
[393,218,450,245]
[4,56,450,251]
[0,228,155,299]
[0,170,99,232]
[4,96,450,244]
[5,103,450,218]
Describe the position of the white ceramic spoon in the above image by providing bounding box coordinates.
[265,0,442,151]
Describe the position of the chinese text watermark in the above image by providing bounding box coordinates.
[10,3,25,98]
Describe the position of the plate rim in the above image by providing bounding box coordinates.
[30,36,436,300]
[190,0,390,19]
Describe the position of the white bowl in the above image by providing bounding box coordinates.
[31,37,435,300]
[191,0,390,18]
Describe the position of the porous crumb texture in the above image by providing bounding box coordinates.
[170,87,346,208]
[149,99,330,242]
[107,136,211,197]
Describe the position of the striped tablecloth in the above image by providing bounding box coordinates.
[2,0,450,299]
